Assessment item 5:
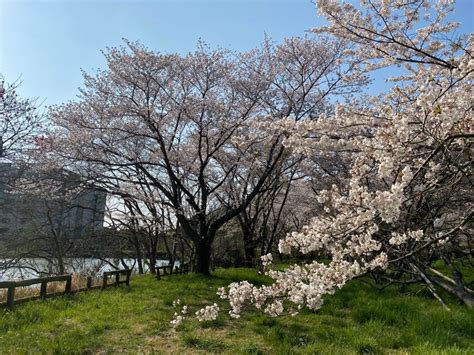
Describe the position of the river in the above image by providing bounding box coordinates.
[0,258,179,281]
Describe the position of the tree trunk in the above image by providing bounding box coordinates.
[195,239,212,275]
[132,234,144,274]
[148,249,157,275]
[137,256,144,274]
[244,244,256,267]
[241,223,256,267]
[52,233,66,274]
[430,274,474,308]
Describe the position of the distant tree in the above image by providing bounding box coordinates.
[2,171,105,276]
[0,77,42,162]
[104,177,180,275]
[0,78,111,278]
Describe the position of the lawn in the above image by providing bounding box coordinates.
[0,268,473,354]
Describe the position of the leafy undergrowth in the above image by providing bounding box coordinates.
[0,268,473,354]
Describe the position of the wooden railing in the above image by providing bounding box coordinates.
[102,269,132,288]
[0,269,132,309]
[0,274,72,309]
[156,263,190,280]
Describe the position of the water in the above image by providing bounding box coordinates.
[0,258,179,281]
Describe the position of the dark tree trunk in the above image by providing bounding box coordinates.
[133,235,144,274]
[137,258,144,274]
[195,239,212,276]
[240,216,257,267]
[148,248,157,274]
[244,244,256,267]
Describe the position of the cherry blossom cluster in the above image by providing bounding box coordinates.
[170,299,189,328]
[195,303,220,322]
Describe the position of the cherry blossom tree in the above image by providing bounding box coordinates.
[44,36,360,275]
[206,0,473,320]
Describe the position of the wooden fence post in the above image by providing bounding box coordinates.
[86,276,92,289]
[40,281,48,300]
[7,285,15,309]
[65,275,72,294]
[115,272,120,287]
[126,270,131,286]
[102,274,108,289]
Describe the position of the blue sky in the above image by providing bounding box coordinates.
[1,0,473,107]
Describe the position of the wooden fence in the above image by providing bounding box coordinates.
[0,269,132,309]
[156,263,190,280]
[102,269,132,288]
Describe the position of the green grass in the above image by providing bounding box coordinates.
[0,268,473,354]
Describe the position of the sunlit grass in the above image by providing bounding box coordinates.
[0,268,473,354]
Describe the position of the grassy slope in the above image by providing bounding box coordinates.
[0,268,473,354]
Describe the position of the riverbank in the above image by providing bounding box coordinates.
[1,268,473,354]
